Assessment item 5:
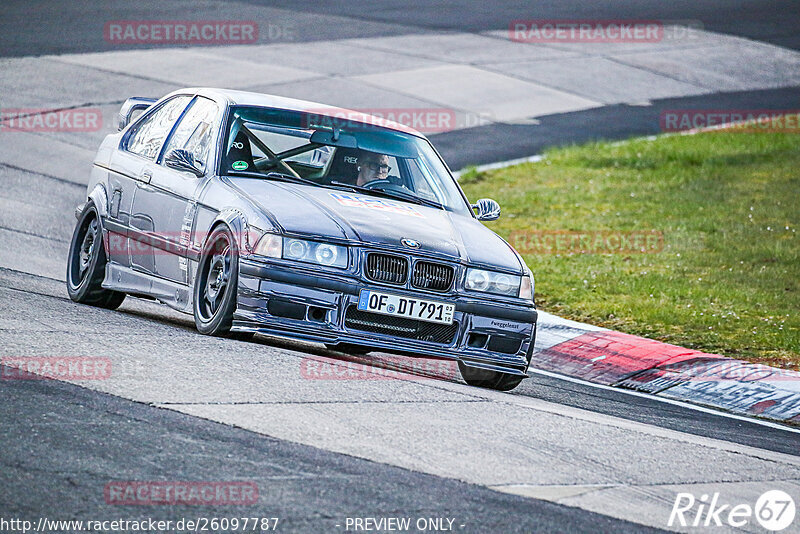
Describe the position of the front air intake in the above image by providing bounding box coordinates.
[344,306,459,344]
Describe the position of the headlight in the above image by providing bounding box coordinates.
[465,268,522,297]
[467,269,490,291]
[314,244,339,265]
[286,239,309,259]
[283,238,348,268]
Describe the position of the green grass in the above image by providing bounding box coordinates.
[459,131,800,369]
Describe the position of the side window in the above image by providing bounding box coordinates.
[126,96,192,160]
[162,97,219,171]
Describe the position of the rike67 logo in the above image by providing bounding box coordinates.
[669,490,796,531]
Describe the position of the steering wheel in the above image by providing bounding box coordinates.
[364,177,410,190]
[361,179,393,189]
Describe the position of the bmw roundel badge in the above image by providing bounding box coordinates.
[401,238,421,249]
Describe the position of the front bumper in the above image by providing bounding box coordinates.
[234,258,537,376]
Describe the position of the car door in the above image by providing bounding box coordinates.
[131,96,221,285]
[106,95,193,271]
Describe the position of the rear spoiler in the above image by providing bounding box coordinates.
[117,97,156,131]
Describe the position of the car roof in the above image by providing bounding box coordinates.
[176,87,428,139]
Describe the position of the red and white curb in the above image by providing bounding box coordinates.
[456,145,799,427]
[534,311,800,425]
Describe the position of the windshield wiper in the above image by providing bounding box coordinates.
[329,182,443,210]
[227,172,444,209]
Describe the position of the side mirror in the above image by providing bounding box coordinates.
[165,149,204,177]
[118,97,156,131]
[472,198,501,221]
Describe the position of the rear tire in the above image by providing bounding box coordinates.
[193,225,239,336]
[66,203,126,310]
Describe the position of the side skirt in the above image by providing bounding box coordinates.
[103,262,193,313]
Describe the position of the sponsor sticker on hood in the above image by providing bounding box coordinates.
[330,193,424,218]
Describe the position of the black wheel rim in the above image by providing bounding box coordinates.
[199,236,232,321]
[70,215,98,288]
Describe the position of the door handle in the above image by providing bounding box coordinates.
[141,170,152,183]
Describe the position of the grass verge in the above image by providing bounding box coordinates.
[459,130,799,369]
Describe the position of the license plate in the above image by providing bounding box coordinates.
[357,289,455,325]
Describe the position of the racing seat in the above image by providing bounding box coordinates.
[224,131,256,171]
[323,147,361,184]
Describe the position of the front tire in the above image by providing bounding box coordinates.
[66,203,126,310]
[459,326,536,392]
[193,225,239,336]
[458,363,525,391]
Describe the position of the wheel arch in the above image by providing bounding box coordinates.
[86,183,110,220]
[204,207,252,256]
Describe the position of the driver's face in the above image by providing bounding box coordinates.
[357,154,390,186]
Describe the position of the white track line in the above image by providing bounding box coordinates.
[529,367,800,435]
[453,154,543,178]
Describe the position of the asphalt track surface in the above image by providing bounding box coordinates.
[1,359,658,534]
[1,1,800,532]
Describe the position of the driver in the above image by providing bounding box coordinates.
[356,151,391,187]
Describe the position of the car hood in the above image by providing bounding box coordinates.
[228,178,523,272]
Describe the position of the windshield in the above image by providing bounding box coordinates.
[219,106,471,215]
